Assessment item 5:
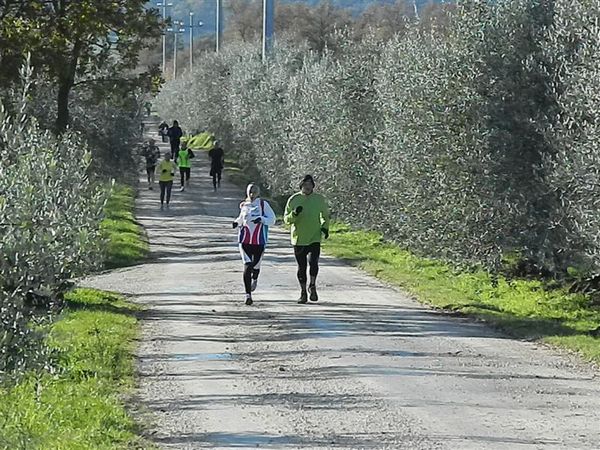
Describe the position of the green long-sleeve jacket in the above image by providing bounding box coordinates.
[284,192,330,246]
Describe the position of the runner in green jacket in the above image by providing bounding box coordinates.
[284,175,330,304]
[177,141,194,192]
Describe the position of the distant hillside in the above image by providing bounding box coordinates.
[149,0,429,39]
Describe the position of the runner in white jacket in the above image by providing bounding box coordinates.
[232,184,276,305]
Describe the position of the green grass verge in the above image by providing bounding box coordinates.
[221,151,600,363]
[0,288,151,449]
[324,223,600,363]
[102,184,148,269]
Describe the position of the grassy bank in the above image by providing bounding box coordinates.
[0,289,149,449]
[102,183,148,269]
[221,151,600,364]
[324,223,600,364]
[1,183,151,449]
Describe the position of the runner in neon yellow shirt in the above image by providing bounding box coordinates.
[157,152,177,210]
[284,174,330,304]
[177,141,195,192]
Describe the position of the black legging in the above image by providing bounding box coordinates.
[212,168,222,188]
[294,243,321,285]
[159,181,173,204]
[170,139,180,159]
[241,244,264,294]
[180,167,190,186]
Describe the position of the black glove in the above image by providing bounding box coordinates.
[294,206,303,215]
[232,221,238,229]
[321,228,329,239]
[252,217,262,224]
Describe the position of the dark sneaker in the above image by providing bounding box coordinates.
[298,291,308,304]
[309,285,319,302]
[245,296,253,306]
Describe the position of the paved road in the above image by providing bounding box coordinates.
[84,128,600,449]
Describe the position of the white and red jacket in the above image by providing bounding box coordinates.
[234,198,276,246]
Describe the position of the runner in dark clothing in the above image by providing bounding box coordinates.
[140,138,161,190]
[208,141,224,191]
[167,120,183,159]
[158,121,169,142]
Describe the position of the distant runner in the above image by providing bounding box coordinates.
[141,138,161,190]
[167,120,183,159]
[158,120,169,143]
[233,184,276,305]
[284,175,330,304]
[157,152,177,210]
[208,140,224,192]
[177,141,195,192]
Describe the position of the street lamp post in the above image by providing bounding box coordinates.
[168,21,185,79]
[189,12,204,73]
[262,0,274,62]
[216,0,223,53]
[157,1,173,76]
[190,12,194,71]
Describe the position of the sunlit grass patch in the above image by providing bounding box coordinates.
[102,184,148,269]
[0,289,151,449]
[324,223,600,364]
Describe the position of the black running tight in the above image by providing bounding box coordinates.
[241,244,264,294]
[294,243,321,285]
[180,167,190,186]
[159,180,173,204]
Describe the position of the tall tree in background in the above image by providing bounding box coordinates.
[225,0,262,43]
[293,1,353,53]
[354,0,412,40]
[0,0,162,132]
[224,0,352,52]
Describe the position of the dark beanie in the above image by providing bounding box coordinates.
[300,174,315,188]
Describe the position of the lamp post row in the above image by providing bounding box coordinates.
[159,0,274,78]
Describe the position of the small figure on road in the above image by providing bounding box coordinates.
[177,140,195,192]
[232,184,276,305]
[158,120,169,143]
[157,152,177,210]
[208,140,224,192]
[167,120,183,159]
[141,138,161,190]
[284,175,330,304]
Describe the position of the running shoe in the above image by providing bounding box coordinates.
[298,291,308,304]
[309,285,319,302]
[251,279,258,292]
[245,295,253,306]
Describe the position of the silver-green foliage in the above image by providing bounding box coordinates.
[155,0,600,274]
[0,71,108,378]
